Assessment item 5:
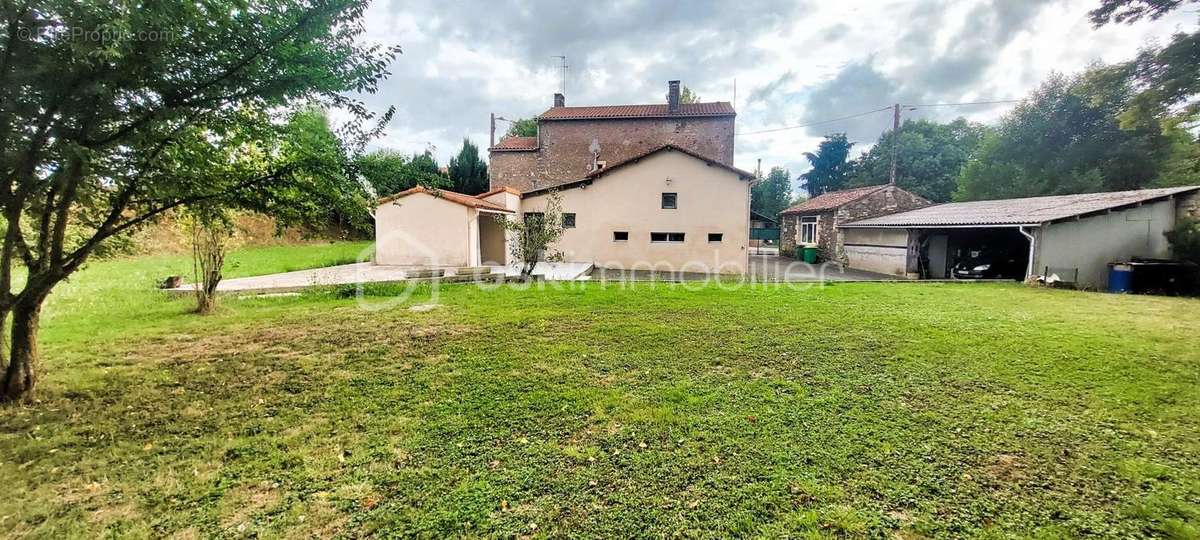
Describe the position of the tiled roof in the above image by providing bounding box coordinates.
[522,144,754,198]
[780,185,888,215]
[489,136,538,151]
[377,185,514,212]
[539,102,736,120]
[475,185,522,198]
[842,186,1200,227]
[586,144,754,180]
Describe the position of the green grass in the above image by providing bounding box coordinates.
[2,242,1199,538]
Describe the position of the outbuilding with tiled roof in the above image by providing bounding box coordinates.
[778,184,930,262]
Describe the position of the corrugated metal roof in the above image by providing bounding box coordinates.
[842,186,1200,227]
[780,185,888,214]
[538,102,735,120]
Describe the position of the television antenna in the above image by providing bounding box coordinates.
[552,55,568,95]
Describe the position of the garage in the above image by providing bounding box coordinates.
[839,186,1200,288]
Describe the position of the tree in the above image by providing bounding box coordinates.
[448,138,489,195]
[497,192,565,279]
[1092,0,1199,183]
[847,118,988,202]
[955,68,1173,201]
[1089,0,1194,25]
[275,106,375,238]
[800,134,855,197]
[751,167,793,219]
[183,205,235,315]
[0,1,398,401]
[505,118,538,138]
[356,150,449,199]
[680,86,701,104]
[1164,217,1200,264]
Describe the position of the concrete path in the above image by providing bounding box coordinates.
[167,261,597,294]
[166,256,902,295]
[748,254,905,282]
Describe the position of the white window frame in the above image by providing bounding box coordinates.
[650,232,685,243]
[799,216,819,244]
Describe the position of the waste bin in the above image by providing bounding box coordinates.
[794,246,804,260]
[802,245,819,264]
[1107,263,1133,293]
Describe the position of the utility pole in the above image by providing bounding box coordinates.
[756,158,762,179]
[552,55,568,95]
[889,103,900,185]
[489,113,495,148]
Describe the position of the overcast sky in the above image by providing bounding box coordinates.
[352,0,1196,191]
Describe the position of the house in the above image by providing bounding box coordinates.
[374,81,755,274]
[489,80,735,193]
[778,185,930,261]
[838,185,1200,288]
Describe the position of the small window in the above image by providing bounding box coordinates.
[799,216,818,244]
[562,213,576,228]
[613,231,629,241]
[650,232,685,243]
[661,192,677,209]
[524,212,544,224]
[708,233,723,242]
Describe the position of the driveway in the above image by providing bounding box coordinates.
[590,255,906,282]
[749,254,905,281]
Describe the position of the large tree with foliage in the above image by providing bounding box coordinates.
[0,0,397,401]
[751,167,792,219]
[1089,0,1196,25]
[505,118,537,138]
[448,138,489,194]
[357,150,448,199]
[680,86,701,104]
[1091,0,1199,185]
[800,134,855,197]
[847,118,988,202]
[956,68,1174,201]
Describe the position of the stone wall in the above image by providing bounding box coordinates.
[489,115,735,193]
[780,186,930,261]
[833,186,931,263]
[489,150,539,192]
[838,185,931,223]
[779,210,836,258]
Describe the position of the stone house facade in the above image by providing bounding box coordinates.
[489,81,735,193]
[779,185,930,262]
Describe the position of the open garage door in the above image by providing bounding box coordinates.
[918,228,1029,280]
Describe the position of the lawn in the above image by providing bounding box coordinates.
[2,242,1198,538]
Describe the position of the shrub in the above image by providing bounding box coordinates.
[1165,217,1200,264]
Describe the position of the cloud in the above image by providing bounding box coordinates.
[347,0,1195,178]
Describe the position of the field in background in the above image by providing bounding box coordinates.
[2,242,1198,538]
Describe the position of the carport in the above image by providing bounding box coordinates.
[838,186,1200,288]
[839,223,1034,280]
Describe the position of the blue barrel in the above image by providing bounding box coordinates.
[1108,263,1134,293]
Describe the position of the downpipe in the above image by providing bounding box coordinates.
[1018,226,1036,281]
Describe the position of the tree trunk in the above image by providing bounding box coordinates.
[2,300,42,402]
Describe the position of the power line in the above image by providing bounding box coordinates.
[903,99,1025,108]
[737,106,893,136]
[737,99,1026,137]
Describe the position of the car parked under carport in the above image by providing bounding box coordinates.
[837,186,1200,289]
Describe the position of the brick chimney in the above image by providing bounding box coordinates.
[667,80,681,113]
[553,93,565,107]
